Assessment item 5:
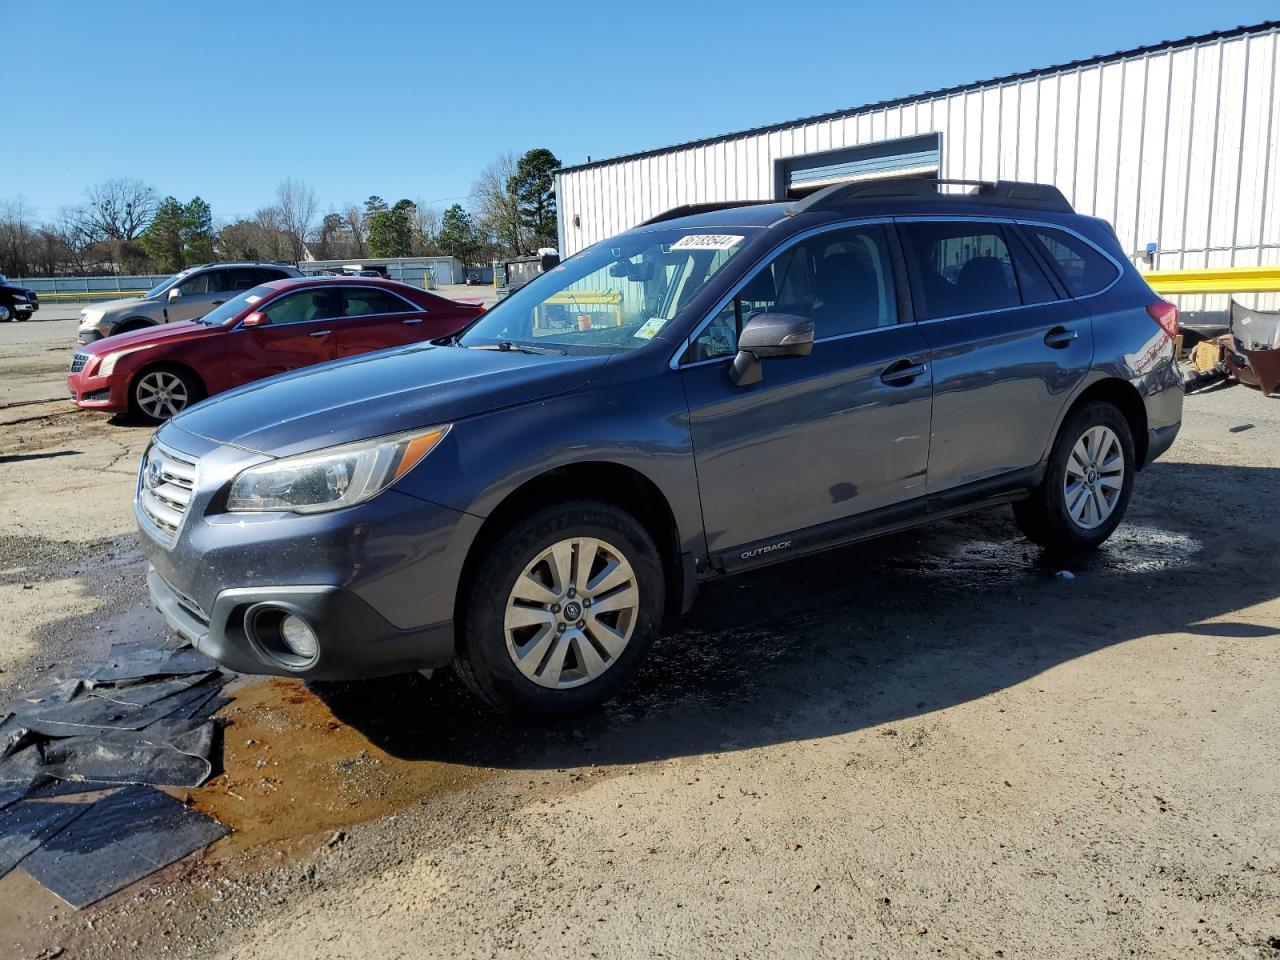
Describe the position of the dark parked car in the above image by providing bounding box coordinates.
[69,277,485,422]
[138,178,1183,717]
[0,273,39,321]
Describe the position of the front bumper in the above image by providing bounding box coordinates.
[137,427,483,679]
[67,368,126,411]
[148,568,455,679]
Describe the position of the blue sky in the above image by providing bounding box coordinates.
[3,0,1276,224]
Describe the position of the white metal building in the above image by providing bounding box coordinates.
[556,20,1280,320]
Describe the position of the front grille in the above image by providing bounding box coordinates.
[138,443,198,545]
[70,351,91,373]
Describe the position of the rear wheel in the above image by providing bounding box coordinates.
[1014,401,1135,552]
[455,501,664,718]
[131,365,202,423]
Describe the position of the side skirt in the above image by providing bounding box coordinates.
[706,466,1043,577]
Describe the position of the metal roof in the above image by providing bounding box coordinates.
[557,20,1280,176]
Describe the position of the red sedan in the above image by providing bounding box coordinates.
[67,277,485,422]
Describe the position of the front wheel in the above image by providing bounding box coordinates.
[1013,401,1135,553]
[131,365,202,423]
[455,501,664,718]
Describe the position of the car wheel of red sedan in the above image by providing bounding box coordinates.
[132,366,202,423]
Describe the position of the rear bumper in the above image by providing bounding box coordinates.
[148,567,455,679]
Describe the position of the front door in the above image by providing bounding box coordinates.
[227,287,342,383]
[896,219,1093,493]
[166,270,225,323]
[679,223,933,568]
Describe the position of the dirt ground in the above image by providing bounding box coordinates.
[1,307,1278,959]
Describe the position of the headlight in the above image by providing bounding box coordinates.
[79,310,102,326]
[227,426,450,514]
[98,345,154,376]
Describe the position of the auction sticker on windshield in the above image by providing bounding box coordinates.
[633,317,669,340]
[670,234,744,251]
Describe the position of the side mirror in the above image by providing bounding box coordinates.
[540,253,561,272]
[729,313,814,386]
[167,288,183,302]
[241,311,269,328]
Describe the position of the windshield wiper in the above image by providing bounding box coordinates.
[468,340,566,356]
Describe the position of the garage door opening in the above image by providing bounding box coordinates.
[774,132,942,199]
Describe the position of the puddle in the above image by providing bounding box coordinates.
[885,521,1203,582]
[189,678,491,863]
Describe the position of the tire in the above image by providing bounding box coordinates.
[113,318,155,336]
[131,364,203,424]
[1013,400,1135,552]
[455,500,665,719]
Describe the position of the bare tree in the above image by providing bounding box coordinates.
[275,179,318,263]
[74,178,157,241]
[410,201,441,255]
[0,198,37,276]
[470,152,523,256]
[342,203,367,257]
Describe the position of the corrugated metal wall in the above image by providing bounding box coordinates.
[558,26,1280,319]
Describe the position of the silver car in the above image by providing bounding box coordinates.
[77,262,302,343]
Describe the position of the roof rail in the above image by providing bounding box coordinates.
[637,200,778,227]
[786,177,1073,216]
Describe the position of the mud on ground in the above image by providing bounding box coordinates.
[1,315,1278,960]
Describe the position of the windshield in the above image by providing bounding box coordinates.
[460,227,759,354]
[198,284,275,325]
[142,272,182,299]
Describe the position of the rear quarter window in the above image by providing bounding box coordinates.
[1026,226,1119,297]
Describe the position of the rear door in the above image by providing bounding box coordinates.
[226,287,342,384]
[897,218,1092,493]
[330,285,426,358]
[679,222,934,564]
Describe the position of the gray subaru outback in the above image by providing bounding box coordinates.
[137,179,1183,717]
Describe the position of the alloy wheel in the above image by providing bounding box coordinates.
[503,536,639,689]
[1063,425,1125,529]
[135,371,190,420]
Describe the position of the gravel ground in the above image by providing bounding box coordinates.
[0,312,1277,960]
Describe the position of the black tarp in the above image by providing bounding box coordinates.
[0,641,233,905]
[20,785,229,908]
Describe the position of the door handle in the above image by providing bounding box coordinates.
[1044,326,1078,348]
[309,329,331,337]
[402,318,423,325]
[880,359,928,386]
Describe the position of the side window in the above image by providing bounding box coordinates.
[261,289,342,326]
[688,224,898,361]
[226,268,261,291]
[341,288,411,318]
[1027,226,1119,297]
[177,273,211,296]
[901,222,1021,320]
[258,268,290,283]
[1007,234,1059,305]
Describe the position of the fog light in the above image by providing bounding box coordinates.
[279,614,318,659]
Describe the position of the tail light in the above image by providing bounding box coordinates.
[1147,300,1179,340]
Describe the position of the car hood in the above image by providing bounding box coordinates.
[169,344,610,458]
[83,296,158,319]
[82,320,212,353]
